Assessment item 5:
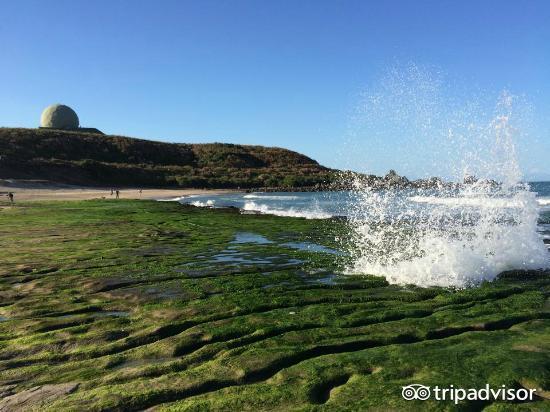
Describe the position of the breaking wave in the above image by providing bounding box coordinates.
[410,195,550,209]
[190,199,216,207]
[344,74,549,287]
[243,194,299,200]
[408,195,525,208]
[242,201,332,219]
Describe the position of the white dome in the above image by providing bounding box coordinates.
[40,104,79,129]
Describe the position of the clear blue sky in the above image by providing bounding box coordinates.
[1,0,549,180]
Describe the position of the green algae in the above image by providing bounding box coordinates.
[0,200,548,411]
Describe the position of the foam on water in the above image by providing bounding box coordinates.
[243,194,300,200]
[348,184,548,287]
[408,195,526,208]
[346,86,550,287]
[157,196,187,202]
[190,199,216,207]
[242,200,332,219]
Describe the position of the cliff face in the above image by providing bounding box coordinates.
[0,128,333,188]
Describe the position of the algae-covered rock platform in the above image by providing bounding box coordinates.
[0,200,548,411]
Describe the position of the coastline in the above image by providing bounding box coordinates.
[0,180,239,202]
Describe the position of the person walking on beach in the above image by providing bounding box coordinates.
[7,192,13,203]
[139,189,142,197]
[110,188,114,196]
[115,190,120,199]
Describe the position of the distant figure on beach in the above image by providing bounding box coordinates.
[7,192,14,203]
[115,190,120,199]
[139,189,142,197]
[110,189,114,196]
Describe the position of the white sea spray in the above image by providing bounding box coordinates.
[346,82,549,287]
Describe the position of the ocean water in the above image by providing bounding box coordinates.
[177,182,550,287]
[177,183,550,222]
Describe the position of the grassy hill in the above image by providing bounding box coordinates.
[0,128,334,188]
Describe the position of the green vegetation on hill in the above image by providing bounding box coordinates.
[0,200,548,410]
[0,128,334,188]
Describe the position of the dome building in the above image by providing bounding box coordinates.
[39,104,103,134]
[40,104,79,130]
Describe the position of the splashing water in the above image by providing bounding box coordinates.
[346,72,549,287]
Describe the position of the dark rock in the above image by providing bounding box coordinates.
[0,383,79,411]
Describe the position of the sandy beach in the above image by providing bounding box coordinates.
[0,180,237,202]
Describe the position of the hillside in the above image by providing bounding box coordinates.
[0,128,334,188]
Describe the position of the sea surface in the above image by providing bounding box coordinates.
[172,181,550,287]
[177,182,550,243]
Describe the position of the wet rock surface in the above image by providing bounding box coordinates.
[0,200,547,411]
[0,383,79,411]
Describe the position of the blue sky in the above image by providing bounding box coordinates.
[1,0,549,179]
